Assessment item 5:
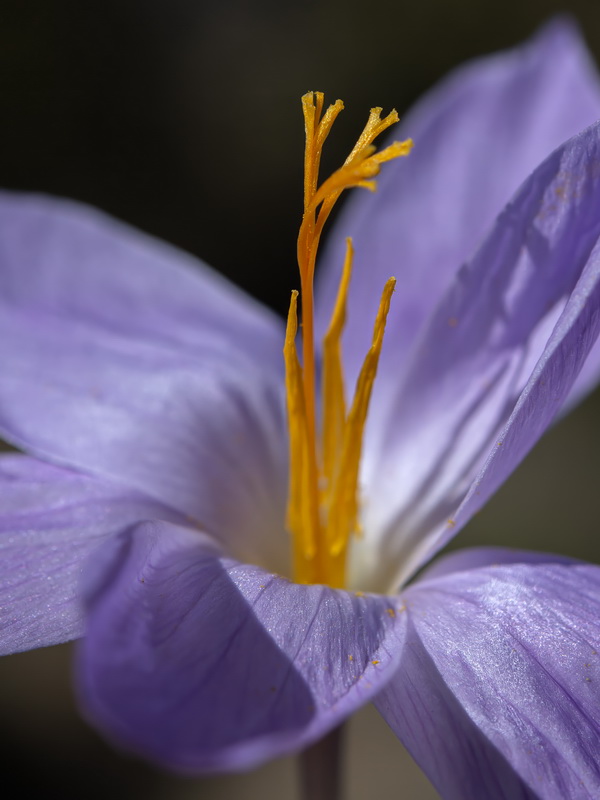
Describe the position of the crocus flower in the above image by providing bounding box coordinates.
[3,17,600,800]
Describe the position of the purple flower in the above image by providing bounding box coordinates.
[2,17,600,799]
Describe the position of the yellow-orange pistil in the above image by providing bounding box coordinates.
[284,92,412,588]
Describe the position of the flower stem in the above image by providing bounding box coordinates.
[298,725,345,800]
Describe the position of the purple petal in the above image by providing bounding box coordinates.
[77,520,407,772]
[419,546,580,583]
[0,193,289,567]
[0,192,283,369]
[316,19,600,394]
[376,562,600,800]
[0,454,181,654]
[357,117,600,589]
[562,332,600,411]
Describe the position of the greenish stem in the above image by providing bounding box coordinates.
[298,724,345,800]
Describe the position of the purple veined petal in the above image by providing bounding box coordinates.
[0,454,183,655]
[561,332,600,412]
[376,562,600,800]
[0,192,284,372]
[0,316,290,570]
[316,18,600,397]
[77,520,407,773]
[418,546,581,583]
[427,225,600,569]
[0,194,290,569]
[352,119,600,591]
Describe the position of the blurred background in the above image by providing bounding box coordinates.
[2,0,600,797]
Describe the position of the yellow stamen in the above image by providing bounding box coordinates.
[285,92,412,588]
[326,277,396,559]
[284,291,314,564]
[321,239,352,493]
[346,107,400,164]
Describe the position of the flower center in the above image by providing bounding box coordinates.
[284,92,412,588]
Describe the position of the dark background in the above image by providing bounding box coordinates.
[2,1,600,798]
